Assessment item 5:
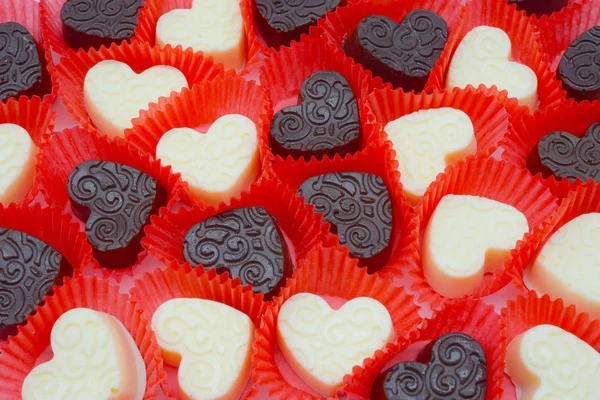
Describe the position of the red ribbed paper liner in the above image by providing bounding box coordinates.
[345,299,505,400]
[0,276,164,399]
[35,127,190,280]
[250,245,422,399]
[130,263,267,398]
[502,99,600,198]
[270,143,418,282]
[410,155,560,311]
[427,0,566,115]
[51,41,230,134]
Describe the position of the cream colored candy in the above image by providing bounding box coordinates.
[527,213,600,319]
[277,293,394,397]
[0,123,36,205]
[84,60,188,138]
[156,0,246,70]
[156,114,259,205]
[22,308,146,400]
[423,195,529,298]
[384,108,476,203]
[506,324,600,399]
[151,298,254,400]
[447,26,538,112]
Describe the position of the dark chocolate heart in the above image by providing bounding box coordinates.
[372,333,488,400]
[298,172,392,272]
[558,26,600,102]
[67,160,165,269]
[0,228,70,339]
[61,0,144,50]
[507,0,567,16]
[269,70,360,159]
[0,22,44,101]
[183,206,291,299]
[343,10,448,91]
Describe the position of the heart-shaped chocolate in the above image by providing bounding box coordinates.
[0,228,70,339]
[183,206,291,298]
[67,160,166,269]
[558,26,600,102]
[61,0,144,50]
[0,22,44,101]
[535,122,600,182]
[269,70,360,159]
[298,172,393,272]
[507,0,567,16]
[343,10,448,91]
[372,333,488,400]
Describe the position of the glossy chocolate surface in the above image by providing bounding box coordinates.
[298,172,392,272]
[61,0,143,50]
[270,70,360,159]
[508,0,568,16]
[184,206,291,299]
[372,333,488,400]
[67,160,165,269]
[558,26,600,102]
[343,10,448,91]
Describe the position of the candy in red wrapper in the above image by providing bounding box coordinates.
[251,245,422,399]
[0,276,164,399]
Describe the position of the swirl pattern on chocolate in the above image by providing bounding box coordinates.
[255,0,341,33]
[538,122,600,182]
[0,22,43,102]
[183,206,290,297]
[558,26,600,102]
[298,172,392,261]
[0,229,64,330]
[270,70,360,158]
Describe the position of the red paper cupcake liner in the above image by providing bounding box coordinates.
[0,276,164,399]
[51,41,231,134]
[270,142,418,282]
[142,171,337,280]
[345,298,505,400]
[502,99,600,198]
[250,244,422,399]
[0,96,55,205]
[409,154,560,310]
[35,127,190,280]
[0,0,56,103]
[426,0,566,115]
[129,263,268,399]
[132,0,264,75]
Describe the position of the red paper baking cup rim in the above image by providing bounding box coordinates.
[409,154,560,310]
[0,276,164,399]
[250,244,422,399]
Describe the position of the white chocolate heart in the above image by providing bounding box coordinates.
[156,0,246,70]
[151,298,254,400]
[84,60,188,138]
[384,108,476,204]
[156,114,259,205]
[506,324,600,399]
[527,213,600,319]
[21,308,146,400]
[0,123,36,205]
[277,293,394,397]
[447,26,538,112]
[423,195,529,298]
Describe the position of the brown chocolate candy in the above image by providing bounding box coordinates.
[558,26,600,102]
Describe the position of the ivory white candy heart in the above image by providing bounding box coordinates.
[527,213,600,318]
[506,324,600,399]
[156,114,259,205]
[384,108,476,203]
[84,60,188,138]
[423,194,529,298]
[0,123,36,205]
[151,298,254,400]
[447,26,538,112]
[21,308,146,400]
[277,293,394,397]
[156,0,246,70]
